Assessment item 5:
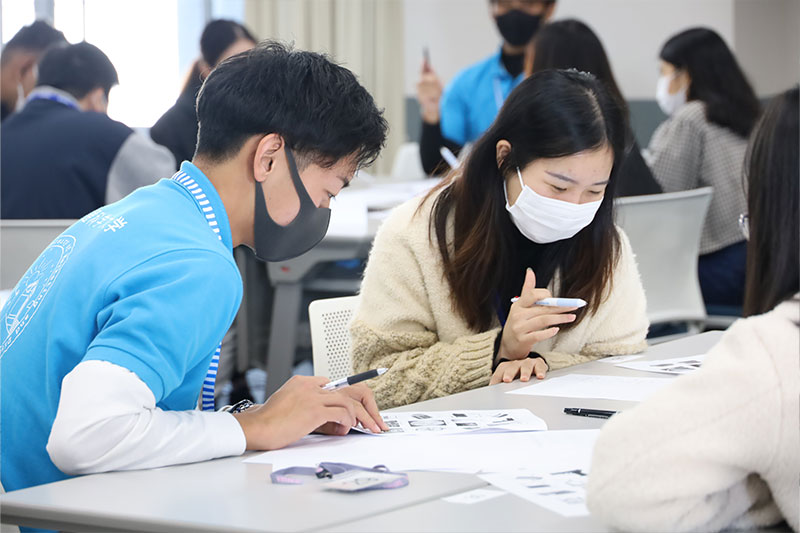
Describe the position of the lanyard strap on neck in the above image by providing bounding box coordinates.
[172,170,222,411]
[27,90,81,111]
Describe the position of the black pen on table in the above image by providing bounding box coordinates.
[322,368,388,391]
[564,407,617,419]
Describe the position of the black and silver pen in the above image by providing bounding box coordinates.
[563,407,617,419]
[322,368,388,391]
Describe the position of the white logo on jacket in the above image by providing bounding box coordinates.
[1,235,76,357]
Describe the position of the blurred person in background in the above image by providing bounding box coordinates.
[1,42,175,219]
[417,0,557,175]
[151,19,257,165]
[526,19,661,197]
[645,27,760,311]
[0,20,66,122]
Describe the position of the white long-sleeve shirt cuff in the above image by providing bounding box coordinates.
[47,360,246,476]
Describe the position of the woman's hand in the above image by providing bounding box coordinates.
[497,268,577,363]
[490,357,549,385]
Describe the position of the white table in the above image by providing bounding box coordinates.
[0,461,482,533]
[3,331,755,533]
[323,332,722,532]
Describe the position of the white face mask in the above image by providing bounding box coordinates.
[505,167,603,244]
[656,72,687,116]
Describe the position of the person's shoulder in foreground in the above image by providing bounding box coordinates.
[588,85,800,533]
[587,298,799,532]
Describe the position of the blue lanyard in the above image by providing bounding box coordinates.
[27,92,81,111]
[171,170,222,411]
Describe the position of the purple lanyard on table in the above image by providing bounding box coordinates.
[271,462,409,490]
[171,170,222,411]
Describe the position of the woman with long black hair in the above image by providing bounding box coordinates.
[351,69,649,409]
[151,19,256,165]
[588,87,799,533]
[646,27,760,310]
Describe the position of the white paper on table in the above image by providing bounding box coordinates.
[352,409,547,436]
[326,195,368,238]
[244,429,600,474]
[616,354,706,375]
[597,355,642,364]
[441,488,506,504]
[507,374,673,402]
[480,468,591,517]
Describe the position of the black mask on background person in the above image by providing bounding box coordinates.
[252,144,331,262]
[495,10,542,47]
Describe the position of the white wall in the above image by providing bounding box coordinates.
[403,0,796,101]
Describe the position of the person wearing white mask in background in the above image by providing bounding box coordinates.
[351,70,649,409]
[646,27,760,313]
[0,20,67,122]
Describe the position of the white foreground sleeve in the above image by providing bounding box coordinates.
[47,360,246,475]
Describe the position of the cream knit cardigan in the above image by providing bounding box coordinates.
[351,192,649,409]
[587,298,800,533]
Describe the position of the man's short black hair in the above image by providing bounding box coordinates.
[36,42,119,99]
[195,40,387,169]
[1,20,66,65]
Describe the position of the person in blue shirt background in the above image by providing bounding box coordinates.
[418,0,557,175]
[0,40,389,498]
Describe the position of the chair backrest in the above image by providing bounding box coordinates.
[309,295,361,381]
[615,187,712,326]
[0,478,20,533]
[0,219,75,289]
[390,142,426,180]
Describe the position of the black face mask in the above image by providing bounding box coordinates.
[252,145,331,262]
[495,10,542,47]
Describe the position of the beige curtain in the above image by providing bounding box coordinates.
[244,0,405,176]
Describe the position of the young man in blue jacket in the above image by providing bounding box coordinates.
[1,40,389,493]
